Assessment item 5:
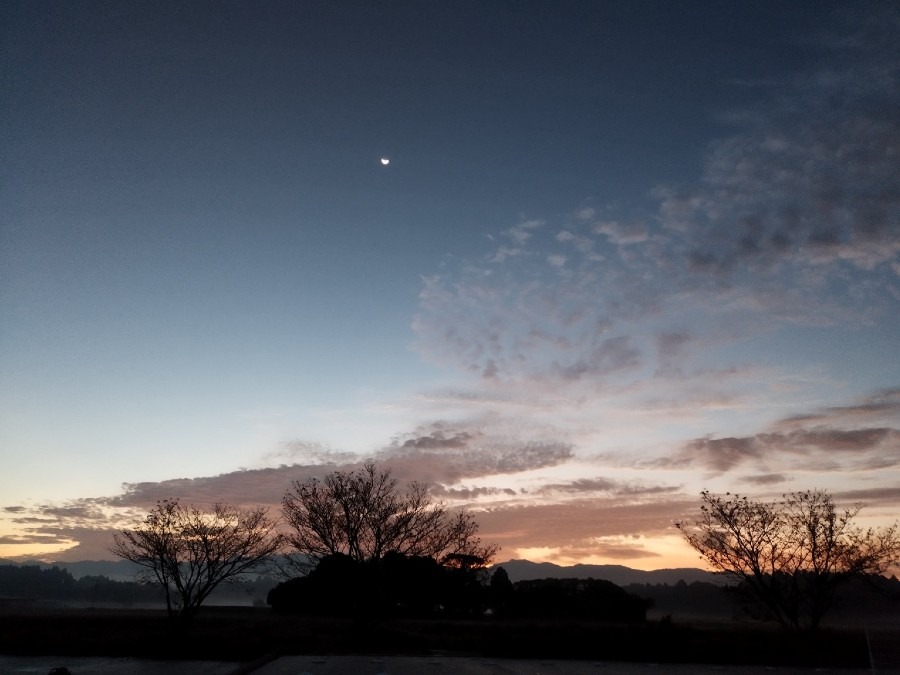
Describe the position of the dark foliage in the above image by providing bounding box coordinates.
[624,579,736,619]
[0,564,162,604]
[267,552,487,618]
[0,563,277,607]
[504,577,648,622]
[0,565,75,600]
[269,557,649,625]
[488,566,515,614]
[730,572,900,624]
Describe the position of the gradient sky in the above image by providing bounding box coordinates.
[2,1,899,568]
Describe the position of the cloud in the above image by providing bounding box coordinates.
[655,332,692,375]
[593,220,649,245]
[24,527,126,562]
[430,485,518,500]
[476,496,697,553]
[535,478,680,498]
[0,534,72,546]
[1,415,582,560]
[105,463,344,509]
[488,219,544,262]
[547,254,566,268]
[537,478,618,494]
[382,422,575,486]
[675,436,764,472]
[744,473,789,486]
[834,486,900,506]
[775,389,900,429]
[656,13,900,296]
[36,504,109,522]
[649,386,900,476]
[8,383,897,562]
[667,425,899,474]
[399,430,474,450]
[413,11,898,390]
[260,441,357,467]
[781,428,897,452]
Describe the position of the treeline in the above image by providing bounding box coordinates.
[494,575,648,621]
[625,580,737,618]
[268,555,648,622]
[0,564,275,606]
[624,575,900,622]
[0,564,161,604]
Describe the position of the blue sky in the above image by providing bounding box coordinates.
[2,1,898,567]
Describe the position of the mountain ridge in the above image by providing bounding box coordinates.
[2,556,719,586]
[493,559,720,586]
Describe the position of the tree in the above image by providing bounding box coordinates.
[281,463,496,571]
[489,566,514,614]
[267,550,489,618]
[676,489,900,631]
[111,499,281,620]
[505,577,647,622]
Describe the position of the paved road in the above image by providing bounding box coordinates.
[254,655,899,675]
[3,655,898,675]
[0,656,235,674]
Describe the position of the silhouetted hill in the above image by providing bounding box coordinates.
[1,559,142,581]
[4,556,719,586]
[493,559,721,586]
[0,563,276,607]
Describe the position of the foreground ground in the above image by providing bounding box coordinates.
[1,606,898,671]
[2,655,900,675]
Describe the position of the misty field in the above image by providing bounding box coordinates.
[2,605,898,670]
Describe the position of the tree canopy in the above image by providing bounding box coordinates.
[677,489,900,631]
[281,463,496,571]
[110,499,281,619]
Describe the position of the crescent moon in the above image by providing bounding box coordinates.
[380,157,390,165]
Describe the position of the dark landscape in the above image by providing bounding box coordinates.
[2,559,899,670]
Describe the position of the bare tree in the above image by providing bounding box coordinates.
[111,499,281,619]
[281,463,496,571]
[676,489,900,631]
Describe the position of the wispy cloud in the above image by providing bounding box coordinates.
[744,473,789,486]
[381,422,575,486]
[774,389,900,429]
[413,12,898,393]
[662,389,900,474]
[656,17,900,301]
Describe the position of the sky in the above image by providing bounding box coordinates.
[1,1,899,569]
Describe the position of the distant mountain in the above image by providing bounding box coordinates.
[0,558,143,581]
[493,559,721,586]
[2,556,719,587]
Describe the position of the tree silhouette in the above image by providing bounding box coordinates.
[111,499,281,620]
[281,463,496,571]
[267,550,488,618]
[489,566,515,615]
[508,577,647,621]
[677,489,900,631]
